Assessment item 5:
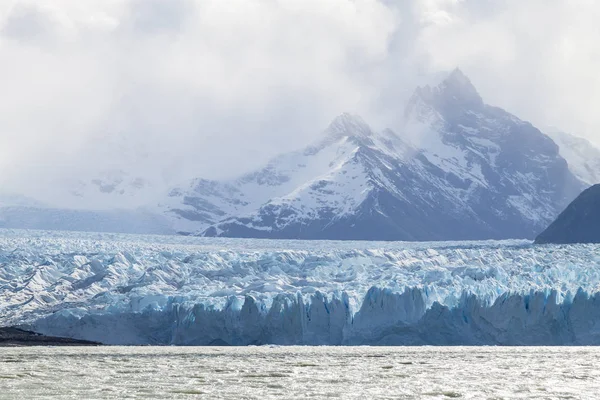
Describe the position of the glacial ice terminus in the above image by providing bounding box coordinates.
[536,184,600,244]
[4,230,600,345]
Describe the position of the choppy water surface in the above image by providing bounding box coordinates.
[1,347,599,399]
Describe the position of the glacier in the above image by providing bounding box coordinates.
[2,229,600,345]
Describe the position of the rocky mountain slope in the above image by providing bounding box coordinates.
[535,184,600,244]
[163,69,583,240]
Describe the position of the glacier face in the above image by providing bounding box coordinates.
[3,229,600,345]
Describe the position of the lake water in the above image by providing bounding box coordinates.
[0,347,598,399]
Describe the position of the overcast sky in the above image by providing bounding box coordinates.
[1,0,600,202]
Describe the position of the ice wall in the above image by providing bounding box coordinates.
[3,230,600,345]
[30,288,600,345]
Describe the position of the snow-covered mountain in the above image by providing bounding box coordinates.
[60,169,163,211]
[546,130,600,185]
[0,175,173,235]
[0,204,174,234]
[161,114,422,238]
[70,170,151,202]
[163,69,583,240]
[1,69,593,239]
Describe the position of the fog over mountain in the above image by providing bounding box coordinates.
[2,0,600,209]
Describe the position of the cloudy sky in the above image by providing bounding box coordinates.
[1,0,599,204]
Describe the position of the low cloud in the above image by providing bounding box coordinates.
[1,0,599,205]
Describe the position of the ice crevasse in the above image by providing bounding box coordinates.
[3,230,600,345]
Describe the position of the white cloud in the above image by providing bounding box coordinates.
[1,0,600,206]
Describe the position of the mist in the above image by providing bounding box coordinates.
[1,0,600,207]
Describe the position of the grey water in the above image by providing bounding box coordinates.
[1,347,598,399]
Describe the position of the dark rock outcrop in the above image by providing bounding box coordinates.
[535,184,600,244]
[0,327,101,346]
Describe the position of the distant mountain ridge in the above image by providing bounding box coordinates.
[162,69,586,240]
[1,69,597,240]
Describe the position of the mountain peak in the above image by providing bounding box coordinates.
[444,68,471,86]
[436,68,483,106]
[409,68,483,111]
[324,113,373,140]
